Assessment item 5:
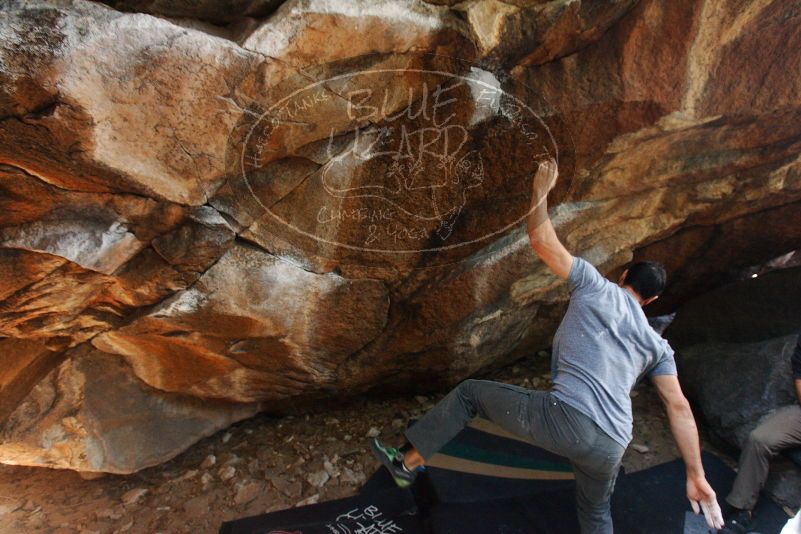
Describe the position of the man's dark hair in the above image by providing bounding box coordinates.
[623,261,667,299]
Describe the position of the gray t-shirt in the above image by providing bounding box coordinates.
[551,256,677,448]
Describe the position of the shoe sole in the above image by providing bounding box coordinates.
[370,439,414,488]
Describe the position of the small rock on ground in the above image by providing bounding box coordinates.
[120,488,148,506]
[234,481,264,505]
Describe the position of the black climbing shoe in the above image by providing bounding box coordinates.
[718,509,754,533]
[370,438,418,488]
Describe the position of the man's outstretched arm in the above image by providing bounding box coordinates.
[526,159,573,279]
[651,374,724,529]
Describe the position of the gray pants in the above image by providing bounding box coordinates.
[404,379,626,534]
[726,404,801,510]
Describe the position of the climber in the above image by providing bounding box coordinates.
[719,334,801,534]
[369,157,725,533]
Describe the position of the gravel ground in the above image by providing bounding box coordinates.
[0,352,731,534]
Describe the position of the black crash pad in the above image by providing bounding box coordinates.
[425,452,788,534]
[219,486,422,534]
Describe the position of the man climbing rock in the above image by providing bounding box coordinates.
[719,334,801,533]
[370,158,724,533]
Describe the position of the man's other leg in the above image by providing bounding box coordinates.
[726,404,801,510]
[403,379,550,461]
[571,427,625,534]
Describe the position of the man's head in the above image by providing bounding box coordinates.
[617,261,667,306]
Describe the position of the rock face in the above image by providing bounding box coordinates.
[2,0,801,472]
[92,242,390,403]
[667,268,801,508]
[0,345,259,474]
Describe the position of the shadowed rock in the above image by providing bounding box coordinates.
[668,268,801,509]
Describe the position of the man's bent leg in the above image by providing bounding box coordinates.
[726,404,801,510]
[404,379,545,461]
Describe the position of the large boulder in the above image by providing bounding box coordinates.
[676,336,798,450]
[667,268,801,509]
[2,0,801,471]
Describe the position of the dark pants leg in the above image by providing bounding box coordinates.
[570,435,624,534]
[404,379,551,459]
[726,404,801,510]
[403,379,625,533]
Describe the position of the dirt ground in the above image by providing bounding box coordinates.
[0,352,735,534]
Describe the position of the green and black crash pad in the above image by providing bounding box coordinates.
[415,417,575,503]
